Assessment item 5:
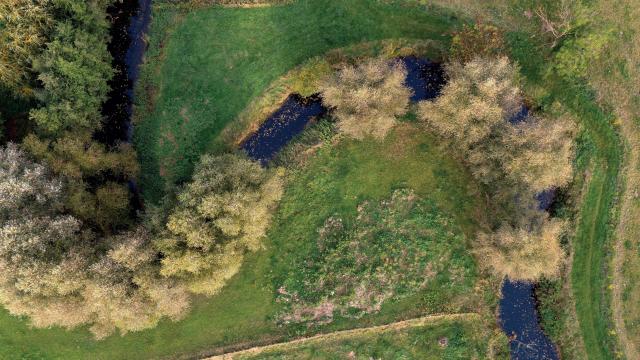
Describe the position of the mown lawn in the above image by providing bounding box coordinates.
[134,0,459,203]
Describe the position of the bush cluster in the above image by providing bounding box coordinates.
[154,154,283,295]
[418,56,575,281]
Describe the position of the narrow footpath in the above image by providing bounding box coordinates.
[204,313,480,359]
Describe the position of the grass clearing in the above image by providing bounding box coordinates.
[587,2,640,359]
[134,0,460,202]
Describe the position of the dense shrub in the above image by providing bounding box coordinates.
[0,144,190,339]
[277,189,477,325]
[320,57,411,139]
[155,154,283,295]
[450,22,506,63]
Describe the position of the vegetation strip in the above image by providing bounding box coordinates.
[205,313,480,359]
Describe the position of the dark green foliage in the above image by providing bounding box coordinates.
[536,279,566,342]
[30,19,113,134]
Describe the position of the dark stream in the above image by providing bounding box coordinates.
[243,56,558,359]
[100,0,152,209]
[241,56,445,161]
[242,94,325,164]
[99,0,151,145]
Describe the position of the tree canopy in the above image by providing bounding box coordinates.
[321,57,411,139]
[0,144,190,339]
[155,153,283,295]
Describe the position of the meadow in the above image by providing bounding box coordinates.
[233,315,497,360]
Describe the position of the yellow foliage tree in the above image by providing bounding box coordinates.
[0,145,190,339]
[418,57,575,281]
[477,217,565,281]
[321,57,411,139]
[156,154,283,295]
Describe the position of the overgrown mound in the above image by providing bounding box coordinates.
[276,189,476,325]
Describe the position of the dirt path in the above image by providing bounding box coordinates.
[204,313,480,359]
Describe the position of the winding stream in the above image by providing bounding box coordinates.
[242,56,559,359]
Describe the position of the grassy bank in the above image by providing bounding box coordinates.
[134,0,459,203]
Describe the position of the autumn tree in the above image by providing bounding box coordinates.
[23,132,139,233]
[155,154,283,295]
[418,57,574,192]
[320,57,411,139]
[0,144,190,339]
[502,113,575,192]
[82,227,190,339]
[477,217,565,281]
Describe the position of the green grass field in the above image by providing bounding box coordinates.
[134,0,459,203]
